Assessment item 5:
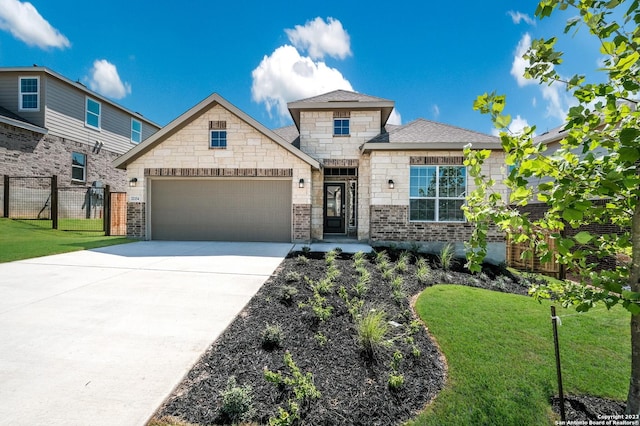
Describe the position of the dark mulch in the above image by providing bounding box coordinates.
[153,249,621,425]
[552,395,627,422]
[155,250,533,425]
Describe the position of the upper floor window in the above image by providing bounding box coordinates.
[210,120,227,149]
[210,130,227,149]
[19,77,39,111]
[71,152,87,182]
[333,111,350,136]
[409,165,466,222]
[131,119,142,143]
[86,97,101,129]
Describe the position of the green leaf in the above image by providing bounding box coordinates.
[619,147,640,163]
[574,231,593,245]
[562,208,583,222]
[620,128,640,145]
[617,51,639,72]
[495,114,511,129]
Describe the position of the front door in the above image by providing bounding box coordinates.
[324,182,345,234]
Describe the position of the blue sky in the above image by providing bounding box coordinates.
[0,0,606,135]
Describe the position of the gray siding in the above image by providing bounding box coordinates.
[0,71,46,127]
[45,77,143,154]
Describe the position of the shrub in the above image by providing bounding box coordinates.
[296,255,309,265]
[314,332,328,347]
[219,376,255,423]
[381,267,394,281]
[279,285,298,306]
[261,324,284,350]
[353,251,367,268]
[395,251,411,274]
[388,374,405,390]
[284,271,301,283]
[357,309,389,359]
[438,243,455,271]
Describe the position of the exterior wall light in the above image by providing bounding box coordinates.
[388,179,395,189]
[299,178,305,188]
[129,177,138,187]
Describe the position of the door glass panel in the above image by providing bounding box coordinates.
[326,185,342,217]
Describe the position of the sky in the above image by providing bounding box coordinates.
[0,0,610,136]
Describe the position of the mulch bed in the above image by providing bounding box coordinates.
[152,249,622,425]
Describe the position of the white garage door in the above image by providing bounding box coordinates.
[150,179,292,242]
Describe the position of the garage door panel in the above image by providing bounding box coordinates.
[151,180,291,242]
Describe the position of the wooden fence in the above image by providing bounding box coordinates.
[506,231,563,278]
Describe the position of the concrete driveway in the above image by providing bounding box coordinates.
[0,241,292,426]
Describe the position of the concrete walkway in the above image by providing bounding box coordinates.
[0,241,292,426]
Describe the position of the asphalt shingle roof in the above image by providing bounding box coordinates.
[368,118,499,145]
[292,90,393,104]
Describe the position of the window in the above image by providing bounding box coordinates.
[86,97,101,129]
[19,77,39,111]
[210,130,227,148]
[409,165,466,222]
[72,152,87,182]
[131,119,142,143]
[333,118,350,136]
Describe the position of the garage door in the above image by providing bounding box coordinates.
[150,179,292,242]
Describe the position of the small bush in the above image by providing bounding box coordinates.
[261,324,284,350]
[284,271,301,282]
[381,267,394,281]
[388,374,405,390]
[314,332,328,347]
[279,285,299,306]
[395,251,411,273]
[296,255,309,265]
[357,309,389,359]
[219,376,255,423]
[353,251,367,268]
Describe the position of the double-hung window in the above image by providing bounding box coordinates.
[409,165,466,222]
[131,119,142,143]
[86,97,101,129]
[19,77,39,111]
[72,152,87,182]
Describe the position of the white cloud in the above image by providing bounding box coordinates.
[432,104,440,119]
[388,108,402,125]
[491,115,531,136]
[252,39,354,120]
[285,17,352,60]
[511,33,536,87]
[508,10,536,26]
[0,0,70,49]
[86,59,131,99]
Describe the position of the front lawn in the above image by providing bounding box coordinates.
[410,285,630,425]
[0,218,132,263]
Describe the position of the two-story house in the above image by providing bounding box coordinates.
[0,66,160,191]
[114,90,508,261]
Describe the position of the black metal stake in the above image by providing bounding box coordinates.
[551,305,565,422]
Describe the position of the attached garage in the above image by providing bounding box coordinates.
[150,179,292,242]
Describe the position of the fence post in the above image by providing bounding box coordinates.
[51,175,58,229]
[104,185,111,235]
[3,175,8,218]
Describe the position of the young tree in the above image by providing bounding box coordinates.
[464,0,640,413]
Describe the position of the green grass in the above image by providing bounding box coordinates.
[0,218,133,263]
[409,285,630,426]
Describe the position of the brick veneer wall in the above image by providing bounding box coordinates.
[293,204,311,242]
[127,202,145,238]
[369,205,505,243]
[518,202,627,271]
[0,123,127,190]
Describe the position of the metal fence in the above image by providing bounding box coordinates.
[3,175,125,234]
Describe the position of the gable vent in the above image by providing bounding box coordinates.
[333,111,350,118]
[209,120,227,130]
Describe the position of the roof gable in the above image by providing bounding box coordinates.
[114,93,320,170]
[292,90,393,104]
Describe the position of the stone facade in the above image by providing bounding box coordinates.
[293,204,312,241]
[0,122,127,190]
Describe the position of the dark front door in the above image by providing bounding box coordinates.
[324,182,345,234]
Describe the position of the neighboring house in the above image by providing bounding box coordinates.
[0,66,161,191]
[114,90,507,261]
